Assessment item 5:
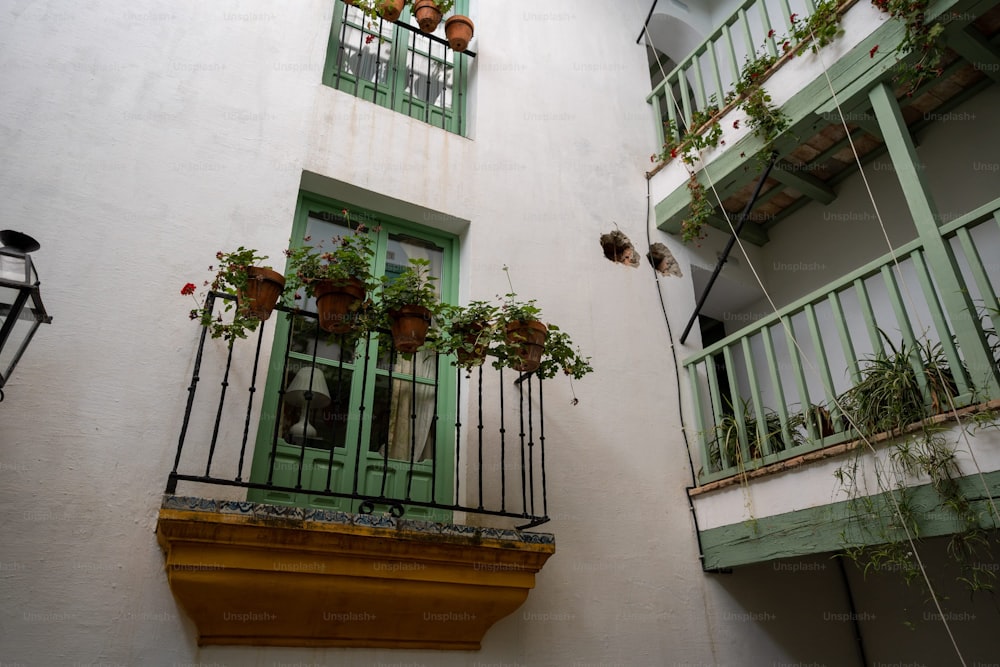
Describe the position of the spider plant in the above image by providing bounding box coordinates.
[707,396,805,471]
[838,333,957,436]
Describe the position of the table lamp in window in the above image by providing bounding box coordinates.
[285,366,331,441]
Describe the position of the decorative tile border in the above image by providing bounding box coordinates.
[161,495,555,545]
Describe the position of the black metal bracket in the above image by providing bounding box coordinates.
[679,151,779,344]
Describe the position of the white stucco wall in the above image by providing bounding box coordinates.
[0,1,871,666]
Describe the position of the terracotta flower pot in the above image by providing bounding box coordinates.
[444,15,474,52]
[454,321,489,367]
[238,267,285,320]
[412,0,442,33]
[389,305,432,354]
[313,277,366,334]
[505,320,547,373]
[378,0,406,22]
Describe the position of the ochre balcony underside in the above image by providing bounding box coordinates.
[156,507,555,649]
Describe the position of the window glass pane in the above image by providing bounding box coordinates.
[338,7,394,85]
[402,37,453,109]
[287,213,370,364]
[279,360,354,451]
[290,315,358,365]
[384,233,444,290]
[376,234,445,371]
[368,372,436,462]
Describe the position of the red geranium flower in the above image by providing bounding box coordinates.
[790,13,798,23]
[733,119,740,129]
[181,282,197,296]
[767,29,776,39]
[869,44,879,58]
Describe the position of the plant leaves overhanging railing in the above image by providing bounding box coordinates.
[646,0,823,150]
[685,198,1000,483]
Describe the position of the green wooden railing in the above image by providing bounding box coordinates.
[645,0,820,150]
[685,199,1000,483]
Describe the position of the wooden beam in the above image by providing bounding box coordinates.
[870,81,1000,396]
[947,26,1000,84]
[771,160,837,204]
[706,213,770,245]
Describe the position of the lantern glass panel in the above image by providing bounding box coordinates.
[0,290,42,383]
[0,250,35,284]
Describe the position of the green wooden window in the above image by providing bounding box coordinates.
[248,194,459,522]
[324,0,472,136]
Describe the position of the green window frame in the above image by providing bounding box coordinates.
[323,0,472,136]
[248,193,459,523]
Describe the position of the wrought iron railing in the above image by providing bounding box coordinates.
[166,294,550,529]
[685,198,1000,483]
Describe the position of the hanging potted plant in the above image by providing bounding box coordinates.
[497,295,547,373]
[375,257,443,354]
[376,0,406,22]
[412,0,453,33]
[494,296,594,379]
[183,247,286,341]
[444,14,474,52]
[284,220,377,334]
[436,300,499,369]
[347,0,406,23]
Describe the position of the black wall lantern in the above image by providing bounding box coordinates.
[0,230,52,399]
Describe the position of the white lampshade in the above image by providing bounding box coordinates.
[285,367,331,440]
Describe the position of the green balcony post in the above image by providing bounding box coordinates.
[759,3,778,59]
[708,43,725,105]
[782,315,819,443]
[829,290,860,385]
[665,86,680,144]
[651,94,666,149]
[738,9,755,60]
[853,277,884,354]
[911,250,972,398]
[687,361,712,481]
[762,325,794,450]
[723,23,740,89]
[869,82,1000,398]
[955,226,1000,340]
[679,68,693,128]
[778,0,794,32]
[879,263,931,402]
[692,54,708,110]
[705,352,729,470]
[722,345,751,467]
[804,303,838,420]
[741,336,770,456]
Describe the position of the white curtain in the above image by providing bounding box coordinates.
[385,243,438,462]
[386,350,437,462]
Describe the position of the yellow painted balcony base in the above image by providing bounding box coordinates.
[155,501,555,649]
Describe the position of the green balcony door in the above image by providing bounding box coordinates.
[248,195,458,522]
